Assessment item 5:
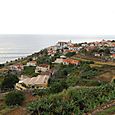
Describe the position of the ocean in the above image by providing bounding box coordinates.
[0,35,114,64]
[0,53,30,64]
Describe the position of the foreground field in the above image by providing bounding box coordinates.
[73,55,115,82]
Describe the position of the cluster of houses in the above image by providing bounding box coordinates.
[78,40,115,58]
[79,40,115,48]
[11,55,80,91]
[53,55,80,65]
[47,40,78,56]
[10,57,80,91]
[47,40,115,60]
[8,61,52,91]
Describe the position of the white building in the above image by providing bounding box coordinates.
[94,53,101,57]
[15,75,50,90]
[26,61,37,66]
[32,57,38,61]
[53,55,67,64]
[9,64,24,71]
[53,58,64,64]
[56,41,68,49]
[35,64,50,73]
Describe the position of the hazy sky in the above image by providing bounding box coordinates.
[0,0,115,35]
[0,35,114,53]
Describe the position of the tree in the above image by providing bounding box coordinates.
[1,74,19,90]
[37,56,52,65]
[50,80,68,93]
[33,89,49,97]
[0,64,4,68]
[79,63,97,79]
[5,91,25,106]
[104,48,110,55]
[65,52,76,57]
[28,58,33,61]
[39,49,48,56]
[79,48,87,55]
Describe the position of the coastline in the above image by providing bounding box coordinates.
[0,53,31,64]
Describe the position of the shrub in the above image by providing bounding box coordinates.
[65,52,76,57]
[1,74,19,90]
[5,91,25,106]
[50,81,65,93]
[33,88,49,96]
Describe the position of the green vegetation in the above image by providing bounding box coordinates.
[65,52,76,57]
[0,42,115,114]
[5,91,25,106]
[29,59,115,115]
[96,106,115,115]
[0,64,5,68]
[33,88,49,97]
[48,64,76,93]
[34,62,104,96]
[49,80,68,94]
[37,56,51,64]
[66,62,101,87]
[35,49,54,65]
[33,61,108,97]
[79,63,98,79]
[79,47,111,57]
[0,77,4,86]
[28,83,115,115]
[23,66,37,77]
[0,73,19,91]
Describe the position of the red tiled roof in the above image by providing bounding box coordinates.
[63,59,79,64]
[111,54,115,57]
[112,44,115,46]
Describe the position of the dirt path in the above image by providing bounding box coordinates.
[6,107,28,115]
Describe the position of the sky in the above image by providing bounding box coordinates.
[0,0,115,36]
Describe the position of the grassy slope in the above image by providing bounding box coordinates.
[72,56,115,82]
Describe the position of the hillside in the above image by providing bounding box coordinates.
[0,40,115,115]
